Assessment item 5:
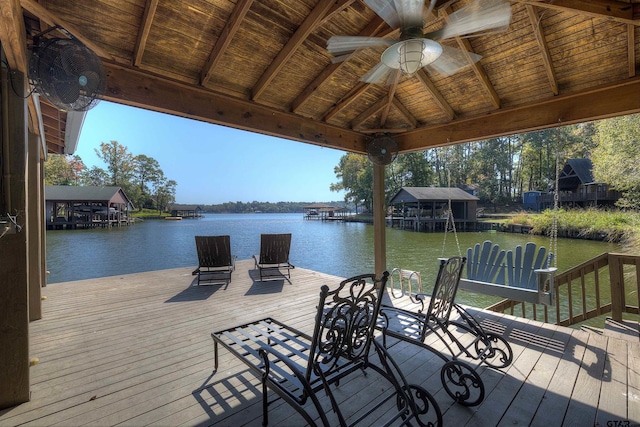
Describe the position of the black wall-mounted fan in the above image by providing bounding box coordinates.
[367,135,398,165]
[28,37,106,111]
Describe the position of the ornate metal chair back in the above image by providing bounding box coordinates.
[425,256,466,325]
[307,272,389,381]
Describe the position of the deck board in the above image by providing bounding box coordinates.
[0,259,637,426]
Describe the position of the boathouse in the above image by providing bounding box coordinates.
[302,203,347,220]
[45,186,133,229]
[169,205,202,218]
[389,187,479,232]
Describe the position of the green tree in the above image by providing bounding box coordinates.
[44,154,85,185]
[132,154,162,211]
[592,114,640,208]
[331,153,371,213]
[95,140,134,187]
[80,166,109,186]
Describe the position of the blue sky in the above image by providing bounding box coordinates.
[75,101,347,204]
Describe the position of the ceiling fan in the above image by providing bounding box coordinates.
[327,0,512,84]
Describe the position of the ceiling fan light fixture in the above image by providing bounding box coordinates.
[382,39,443,77]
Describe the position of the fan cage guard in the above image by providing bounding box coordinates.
[367,136,398,165]
[28,37,106,111]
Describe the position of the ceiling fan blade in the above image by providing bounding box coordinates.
[327,36,394,55]
[426,0,511,41]
[427,45,481,76]
[393,0,425,30]
[364,0,400,29]
[361,62,394,84]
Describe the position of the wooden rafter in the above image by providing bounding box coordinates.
[380,70,400,126]
[200,0,254,86]
[397,77,640,151]
[414,69,456,120]
[103,62,368,153]
[511,0,640,25]
[291,15,389,113]
[392,97,418,129]
[323,81,370,122]
[251,0,336,100]
[441,5,500,109]
[526,4,558,95]
[352,97,387,130]
[132,0,158,67]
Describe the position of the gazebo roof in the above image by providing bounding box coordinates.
[389,186,479,204]
[1,1,639,155]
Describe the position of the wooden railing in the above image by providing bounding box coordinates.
[485,253,640,327]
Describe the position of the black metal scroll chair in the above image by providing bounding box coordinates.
[378,256,513,407]
[253,233,295,280]
[211,272,443,427]
[193,235,236,285]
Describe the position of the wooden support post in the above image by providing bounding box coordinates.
[608,254,624,322]
[27,131,42,320]
[373,163,386,278]
[0,66,30,408]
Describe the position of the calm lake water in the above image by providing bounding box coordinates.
[46,213,622,308]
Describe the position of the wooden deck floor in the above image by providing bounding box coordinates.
[1,259,638,426]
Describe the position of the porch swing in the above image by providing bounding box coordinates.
[446,162,560,306]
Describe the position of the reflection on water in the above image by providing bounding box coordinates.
[46,213,622,307]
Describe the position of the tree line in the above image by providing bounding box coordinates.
[330,114,640,212]
[44,140,177,212]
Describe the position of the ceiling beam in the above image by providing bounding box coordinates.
[200,0,254,86]
[513,0,640,25]
[323,81,370,122]
[441,5,500,109]
[392,98,418,129]
[352,97,387,130]
[103,62,367,153]
[396,77,640,151]
[526,4,558,95]
[291,15,389,113]
[251,0,336,101]
[132,0,158,67]
[414,69,456,120]
[380,70,400,126]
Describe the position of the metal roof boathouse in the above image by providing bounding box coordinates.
[45,186,134,229]
[389,187,479,232]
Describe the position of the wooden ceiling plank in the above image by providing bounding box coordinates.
[392,97,418,129]
[103,62,367,153]
[200,0,254,86]
[414,70,456,120]
[320,0,357,26]
[133,0,158,67]
[20,0,115,60]
[352,97,387,130]
[526,4,559,95]
[628,24,636,77]
[513,0,640,25]
[291,15,389,113]
[324,81,370,122]
[441,5,500,109]
[397,77,640,151]
[251,0,336,100]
